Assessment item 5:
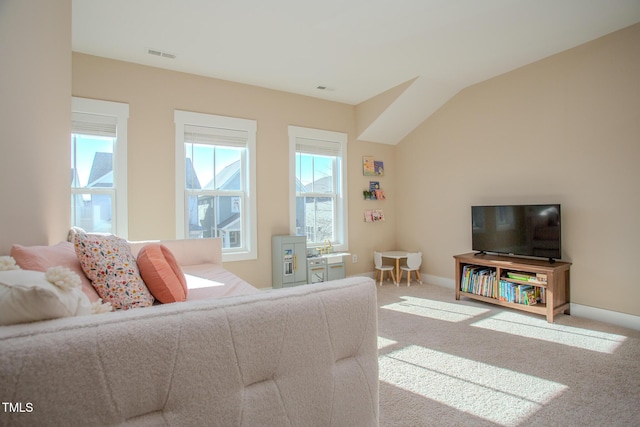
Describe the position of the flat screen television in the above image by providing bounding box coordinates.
[471,204,561,261]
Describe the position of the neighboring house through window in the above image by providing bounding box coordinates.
[175,110,257,262]
[71,97,129,238]
[289,126,348,252]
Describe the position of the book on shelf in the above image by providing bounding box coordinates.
[460,266,497,298]
[529,273,547,284]
[506,271,548,285]
[498,280,541,305]
[506,271,536,281]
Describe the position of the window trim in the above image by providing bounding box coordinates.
[175,110,257,262]
[71,97,129,238]
[288,125,348,252]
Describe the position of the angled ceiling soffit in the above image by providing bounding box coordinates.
[357,76,461,145]
[355,77,417,144]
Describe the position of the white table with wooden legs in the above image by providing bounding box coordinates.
[381,251,408,285]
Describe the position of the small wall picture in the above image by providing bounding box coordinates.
[364,209,385,222]
[363,156,375,176]
[363,156,385,176]
[374,161,384,176]
[368,181,385,200]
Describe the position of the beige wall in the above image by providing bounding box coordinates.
[72,54,396,287]
[396,23,640,316]
[0,0,72,253]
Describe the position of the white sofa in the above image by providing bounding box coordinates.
[0,238,380,426]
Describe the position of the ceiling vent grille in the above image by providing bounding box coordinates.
[147,48,176,59]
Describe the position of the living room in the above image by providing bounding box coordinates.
[1,2,639,329]
[2,1,640,425]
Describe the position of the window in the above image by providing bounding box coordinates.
[175,110,257,262]
[71,97,129,237]
[289,126,348,251]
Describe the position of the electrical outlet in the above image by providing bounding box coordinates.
[352,254,358,263]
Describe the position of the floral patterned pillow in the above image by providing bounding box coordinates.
[74,233,154,310]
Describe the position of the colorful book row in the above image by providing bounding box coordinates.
[460,266,497,298]
[461,265,548,305]
[498,280,546,305]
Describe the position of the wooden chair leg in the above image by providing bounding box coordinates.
[416,270,422,284]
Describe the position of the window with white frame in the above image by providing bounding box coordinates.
[289,126,348,251]
[71,97,129,237]
[175,110,257,262]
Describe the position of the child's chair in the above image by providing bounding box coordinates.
[374,251,396,286]
[400,252,422,286]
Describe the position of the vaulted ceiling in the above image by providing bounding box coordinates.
[72,0,640,144]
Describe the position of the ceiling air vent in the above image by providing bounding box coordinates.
[146,48,176,59]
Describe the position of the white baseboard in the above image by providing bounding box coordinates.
[424,274,455,289]
[569,303,640,331]
[356,271,640,331]
[424,273,640,331]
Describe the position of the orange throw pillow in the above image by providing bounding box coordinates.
[137,244,188,303]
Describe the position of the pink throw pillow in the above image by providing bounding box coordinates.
[11,241,101,303]
[74,233,154,310]
[137,244,188,303]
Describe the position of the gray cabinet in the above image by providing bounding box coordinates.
[327,262,346,281]
[308,257,346,284]
[308,258,327,283]
[272,235,307,288]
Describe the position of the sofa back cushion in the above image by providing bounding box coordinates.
[11,241,100,303]
[129,238,222,266]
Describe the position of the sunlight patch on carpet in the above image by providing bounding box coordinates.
[379,345,567,426]
[471,311,627,354]
[378,336,398,351]
[381,296,490,322]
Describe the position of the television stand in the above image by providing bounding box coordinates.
[454,252,571,323]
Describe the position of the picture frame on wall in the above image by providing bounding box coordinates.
[363,156,385,176]
[363,156,375,176]
[374,161,384,176]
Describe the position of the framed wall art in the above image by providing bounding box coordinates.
[363,156,375,176]
[363,156,385,176]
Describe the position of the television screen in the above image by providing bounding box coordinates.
[471,204,561,260]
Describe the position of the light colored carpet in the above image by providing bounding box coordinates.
[376,281,640,427]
